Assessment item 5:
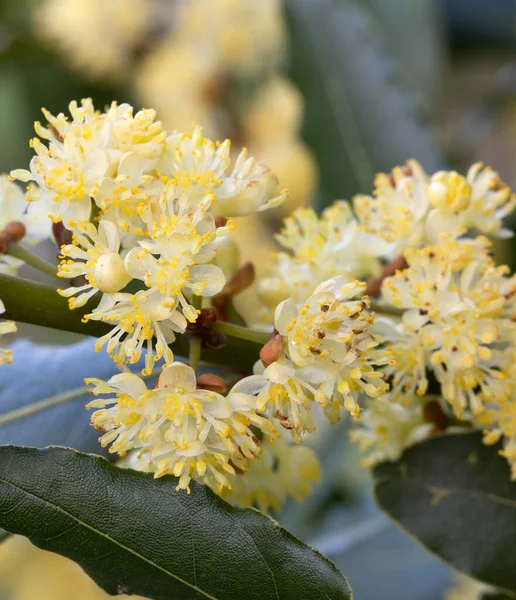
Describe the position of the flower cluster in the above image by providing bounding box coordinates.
[87,362,279,493]
[11,100,286,372]
[235,277,390,440]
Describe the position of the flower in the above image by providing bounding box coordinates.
[123,190,226,319]
[0,176,49,274]
[462,162,516,239]
[0,300,16,365]
[87,362,278,492]
[258,202,385,321]
[224,437,321,512]
[87,290,182,375]
[275,277,390,420]
[354,160,516,254]
[353,160,431,253]
[161,125,288,217]
[350,394,433,467]
[11,100,167,227]
[234,276,390,440]
[57,220,131,309]
[379,244,516,417]
[36,0,153,80]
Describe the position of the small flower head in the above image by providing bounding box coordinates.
[350,394,433,467]
[0,300,16,365]
[380,243,516,417]
[162,125,288,217]
[275,277,390,419]
[89,290,182,375]
[57,220,131,308]
[87,362,278,492]
[224,437,321,513]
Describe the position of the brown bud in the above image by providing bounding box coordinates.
[259,333,283,368]
[197,307,217,329]
[423,399,448,433]
[213,262,256,319]
[214,216,228,228]
[3,221,26,242]
[365,255,408,297]
[197,373,227,394]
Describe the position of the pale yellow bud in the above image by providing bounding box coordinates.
[95,252,131,293]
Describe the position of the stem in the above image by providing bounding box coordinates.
[0,274,262,372]
[188,335,202,372]
[8,242,58,278]
[212,321,271,346]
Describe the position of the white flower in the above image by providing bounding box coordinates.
[57,220,131,309]
[258,203,385,320]
[11,100,167,228]
[161,125,288,217]
[350,394,433,467]
[462,162,516,238]
[36,0,153,80]
[380,244,516,417]
[224,436,321,512]
[234,276,390,440]
[0,176,49,274]
[0,300,16,365]
[275,277,390,420]
[87,362,278,492]
[231,360,325,442]
[87,290,183,375]
[124,192,226,321]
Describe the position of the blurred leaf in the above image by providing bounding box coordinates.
[365,0,444,115]
[0,445,353,600]
[285,0,444,206]
[0,338,148,453]
[374,432,516,595]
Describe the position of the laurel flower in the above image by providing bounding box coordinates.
[124,195,226,320]
[483,396,516,479]
[10,100,166,227]
[88,290,183,375]
[0,176,48,274]
[0,301,16,365]
[87,362,278,493]
[224,436,321,512]
[353,160,431,253]
[276,277,390,420]
[230,359,325,442]
[36,0,153,80]
[57,220,131,309]
[162,125,288,217]
[380,244,516,417]
[258,202,384,321]
[350,394,433,467]
[462,162,516,239]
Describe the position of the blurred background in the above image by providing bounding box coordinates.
[0,0,515,598]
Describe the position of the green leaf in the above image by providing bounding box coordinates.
[0,445,352,600]
[373,432,516,595]
[285,0,444,206]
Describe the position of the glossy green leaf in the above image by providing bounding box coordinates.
[374,432,516,595]
[0,445,352,600]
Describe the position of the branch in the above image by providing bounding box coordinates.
[0,274,261,372]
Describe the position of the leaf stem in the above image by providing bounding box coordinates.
[8,242,58,278]
[188,335,202,372]
[212,321,270,346]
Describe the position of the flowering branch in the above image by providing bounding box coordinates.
[0,274,262,372]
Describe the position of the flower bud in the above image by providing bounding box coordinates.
[94,252,131,293]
